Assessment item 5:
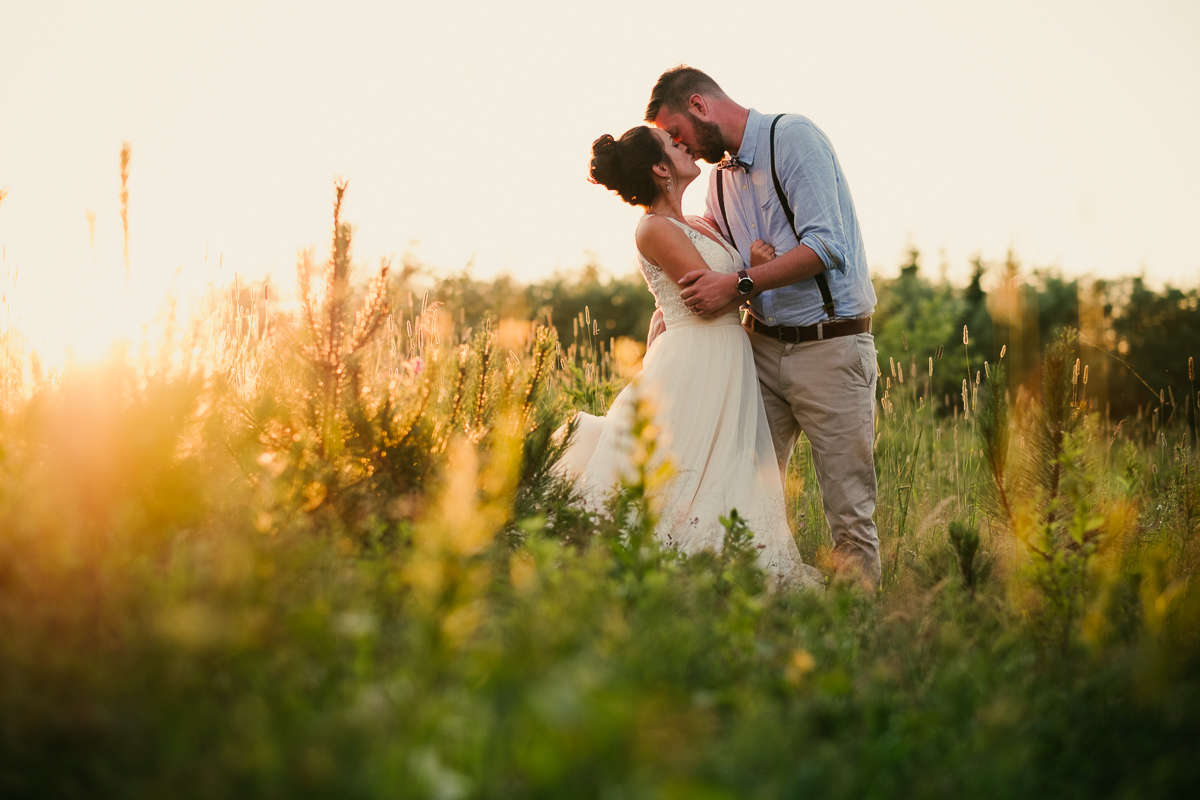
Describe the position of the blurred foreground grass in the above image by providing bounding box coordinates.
[1,190,1199,798]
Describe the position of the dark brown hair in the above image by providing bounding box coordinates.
[644,65,726,123]
[588,126,667,209]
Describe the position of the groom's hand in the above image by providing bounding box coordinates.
[679,270,739,317]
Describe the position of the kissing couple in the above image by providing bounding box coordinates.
[556,66,881,591]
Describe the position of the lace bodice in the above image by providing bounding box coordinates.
[637,216,743,324]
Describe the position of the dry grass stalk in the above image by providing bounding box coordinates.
[296,179,392,457]
[471,332,495,438]
[120,142,131,283]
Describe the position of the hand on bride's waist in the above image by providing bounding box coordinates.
[679,270,741,318]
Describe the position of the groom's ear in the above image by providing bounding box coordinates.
[688,94,710,119]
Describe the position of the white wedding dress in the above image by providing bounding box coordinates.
[556,215,823,591]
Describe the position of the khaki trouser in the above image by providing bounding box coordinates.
[749,330,881,587]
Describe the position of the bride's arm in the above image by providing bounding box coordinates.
[635,216,710,287]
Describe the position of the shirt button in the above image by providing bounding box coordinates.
[742,184,747,190]
[769,316,775,322]
[751,223,756,228]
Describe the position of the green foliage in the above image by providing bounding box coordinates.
[947,520,980,590]
[4,204,1200,798]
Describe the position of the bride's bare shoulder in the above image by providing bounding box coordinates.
[635,215,686,247]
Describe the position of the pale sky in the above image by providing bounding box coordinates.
[1,0,1198,362]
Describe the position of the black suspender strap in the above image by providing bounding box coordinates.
[715,168,736,252]
[768,114,836,321]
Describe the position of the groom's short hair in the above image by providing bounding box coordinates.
[644,66,727,122]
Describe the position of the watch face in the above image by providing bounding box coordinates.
[737,277,753,294]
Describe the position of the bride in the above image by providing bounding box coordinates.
[556,125,823,592]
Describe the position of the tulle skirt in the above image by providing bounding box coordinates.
[556,312,823,591]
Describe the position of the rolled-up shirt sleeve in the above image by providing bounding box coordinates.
[776,120,850,275]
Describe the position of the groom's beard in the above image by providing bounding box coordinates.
[691,116,727,164]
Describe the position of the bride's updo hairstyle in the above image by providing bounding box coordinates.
[589,126,667,209]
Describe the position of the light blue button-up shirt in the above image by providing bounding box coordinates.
[705,109,877,327]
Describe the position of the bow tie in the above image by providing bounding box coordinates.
[717,155,750,172]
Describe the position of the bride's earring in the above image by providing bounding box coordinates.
[666,177,673,194]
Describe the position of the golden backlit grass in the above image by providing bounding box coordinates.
[1,183,1199,798]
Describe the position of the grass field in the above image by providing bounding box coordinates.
[1,194,1198,799]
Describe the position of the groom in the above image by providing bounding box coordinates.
[646,66,881,588]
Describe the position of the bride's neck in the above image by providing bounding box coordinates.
[648,192,685,220]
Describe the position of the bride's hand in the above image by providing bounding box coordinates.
[646,308,666,349]
[750,239,776,268]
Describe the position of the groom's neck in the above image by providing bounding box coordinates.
[723,104,750,154]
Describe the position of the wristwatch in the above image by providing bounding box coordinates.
[736,269,754,295]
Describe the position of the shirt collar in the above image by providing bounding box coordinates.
[735,108,762,167]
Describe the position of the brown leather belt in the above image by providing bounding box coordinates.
[743,314,872,343]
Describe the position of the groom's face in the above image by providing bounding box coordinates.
[654,109,727,165]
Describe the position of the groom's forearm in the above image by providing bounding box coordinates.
[748,243,825,293]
